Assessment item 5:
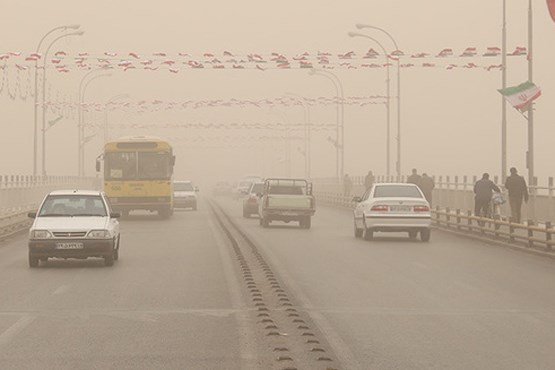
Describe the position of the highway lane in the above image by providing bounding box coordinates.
[216,197,555,370]
[3,196,555,369]
[0,206,266,370]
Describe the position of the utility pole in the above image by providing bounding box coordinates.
[501,0,508,182]
[527,0,534,187]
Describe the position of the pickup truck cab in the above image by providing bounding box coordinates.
[258,178,315,229]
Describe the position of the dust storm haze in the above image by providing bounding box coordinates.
[1,0,554,185]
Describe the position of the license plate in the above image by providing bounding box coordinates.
[56,242,84,250]
[390,206,411,212]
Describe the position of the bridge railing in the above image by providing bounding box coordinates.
[314,190,555,253]
[0,175,100,215]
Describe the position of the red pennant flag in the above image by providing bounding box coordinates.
[548,0,555,22]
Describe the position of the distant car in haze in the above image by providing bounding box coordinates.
[212,181,233,196]
[173,181,198,210]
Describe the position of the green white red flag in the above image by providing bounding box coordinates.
[498,81,542,111]
[548,0,555,22]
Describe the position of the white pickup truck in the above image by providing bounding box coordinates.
[258,178,315,229]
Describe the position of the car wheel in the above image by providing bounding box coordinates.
[113,238,120,261]
[29,253,39,268]
[104,253,114,267]
[408,231,418,240]
[303,216,311,229]
[364,228,374,241]
[354,221,363,238]
[420,228,431,242]
[261,217,269,228]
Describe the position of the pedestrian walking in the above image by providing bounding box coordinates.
[343,174,353,197]
[364,170,375,191]
[504,167,529,223]
[419,173,435,206]
[473,173,501,218]
[407,169,421,185]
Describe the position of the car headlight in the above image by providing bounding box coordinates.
[87,230,111,238]
[30,230,53,239]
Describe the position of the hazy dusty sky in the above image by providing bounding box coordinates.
[0,0,553,184]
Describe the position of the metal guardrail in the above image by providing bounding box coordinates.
[0,209,33,241]
[314,191,555,255]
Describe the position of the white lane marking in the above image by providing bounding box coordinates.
[0,315,37,348]
[52,284,71,295]
[208,213,259,370]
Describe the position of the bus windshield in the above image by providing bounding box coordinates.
[105,151,172,180]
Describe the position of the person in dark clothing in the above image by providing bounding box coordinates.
[407,168,421,185]
[364,170,375,191]
[474,173,501,218]
[504,167,529,223]
[419,173,435,206]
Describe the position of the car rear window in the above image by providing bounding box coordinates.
[174,182,194,191]
[373,185,422,198]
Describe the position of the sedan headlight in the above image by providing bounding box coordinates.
[30,230,53,239]
[87,230,111,239]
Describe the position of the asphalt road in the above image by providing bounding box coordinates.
[1,197,555,369]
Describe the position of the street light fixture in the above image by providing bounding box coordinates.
[355,24,402,179]
[348,31,391,177]
[33,24,80,176]
[41,29,85,176]
[308,69,344,180]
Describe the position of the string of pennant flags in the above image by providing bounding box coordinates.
[0,46,527,74]
[84,121,339,132]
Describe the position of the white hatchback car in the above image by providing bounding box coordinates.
[28,190,121,267]
[173,181,198,210]
[353,183,432,242]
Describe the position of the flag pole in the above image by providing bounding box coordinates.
[527,0,534,184]
[527,0,535,217]
[501,0,508,183]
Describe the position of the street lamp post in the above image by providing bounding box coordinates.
[79,73,111,176]
[41,29,84,176]
[308,69,345,180]
[285,92,311,179]
[356,24,402,179]
[348,32,391,177]
[104,94,130,144]
[33,25,80,176]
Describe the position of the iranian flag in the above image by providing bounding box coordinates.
[548,0,555,22]
[498,81,542,111]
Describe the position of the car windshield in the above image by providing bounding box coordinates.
[250,183,264,194]
[39,195,107,217]
[174,182,194,191]
[373,185,423,198]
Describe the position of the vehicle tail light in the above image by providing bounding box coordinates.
[370,205,388,212]
[414,205,430,212]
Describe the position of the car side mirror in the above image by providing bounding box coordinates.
[28,212,37,219]
[256,193,263,198]
[352,196,362,203]
[110,212,121,219]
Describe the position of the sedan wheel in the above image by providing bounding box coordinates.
[364,229,374,241]
[408,231,418,240]
[29,253,39,268]
[420,229,431,242]
[354,222,363,238]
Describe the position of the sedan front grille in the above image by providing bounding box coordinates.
[52,232,87,238]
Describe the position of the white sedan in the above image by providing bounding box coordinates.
[28,190,121,267]
[353,183,432,242]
